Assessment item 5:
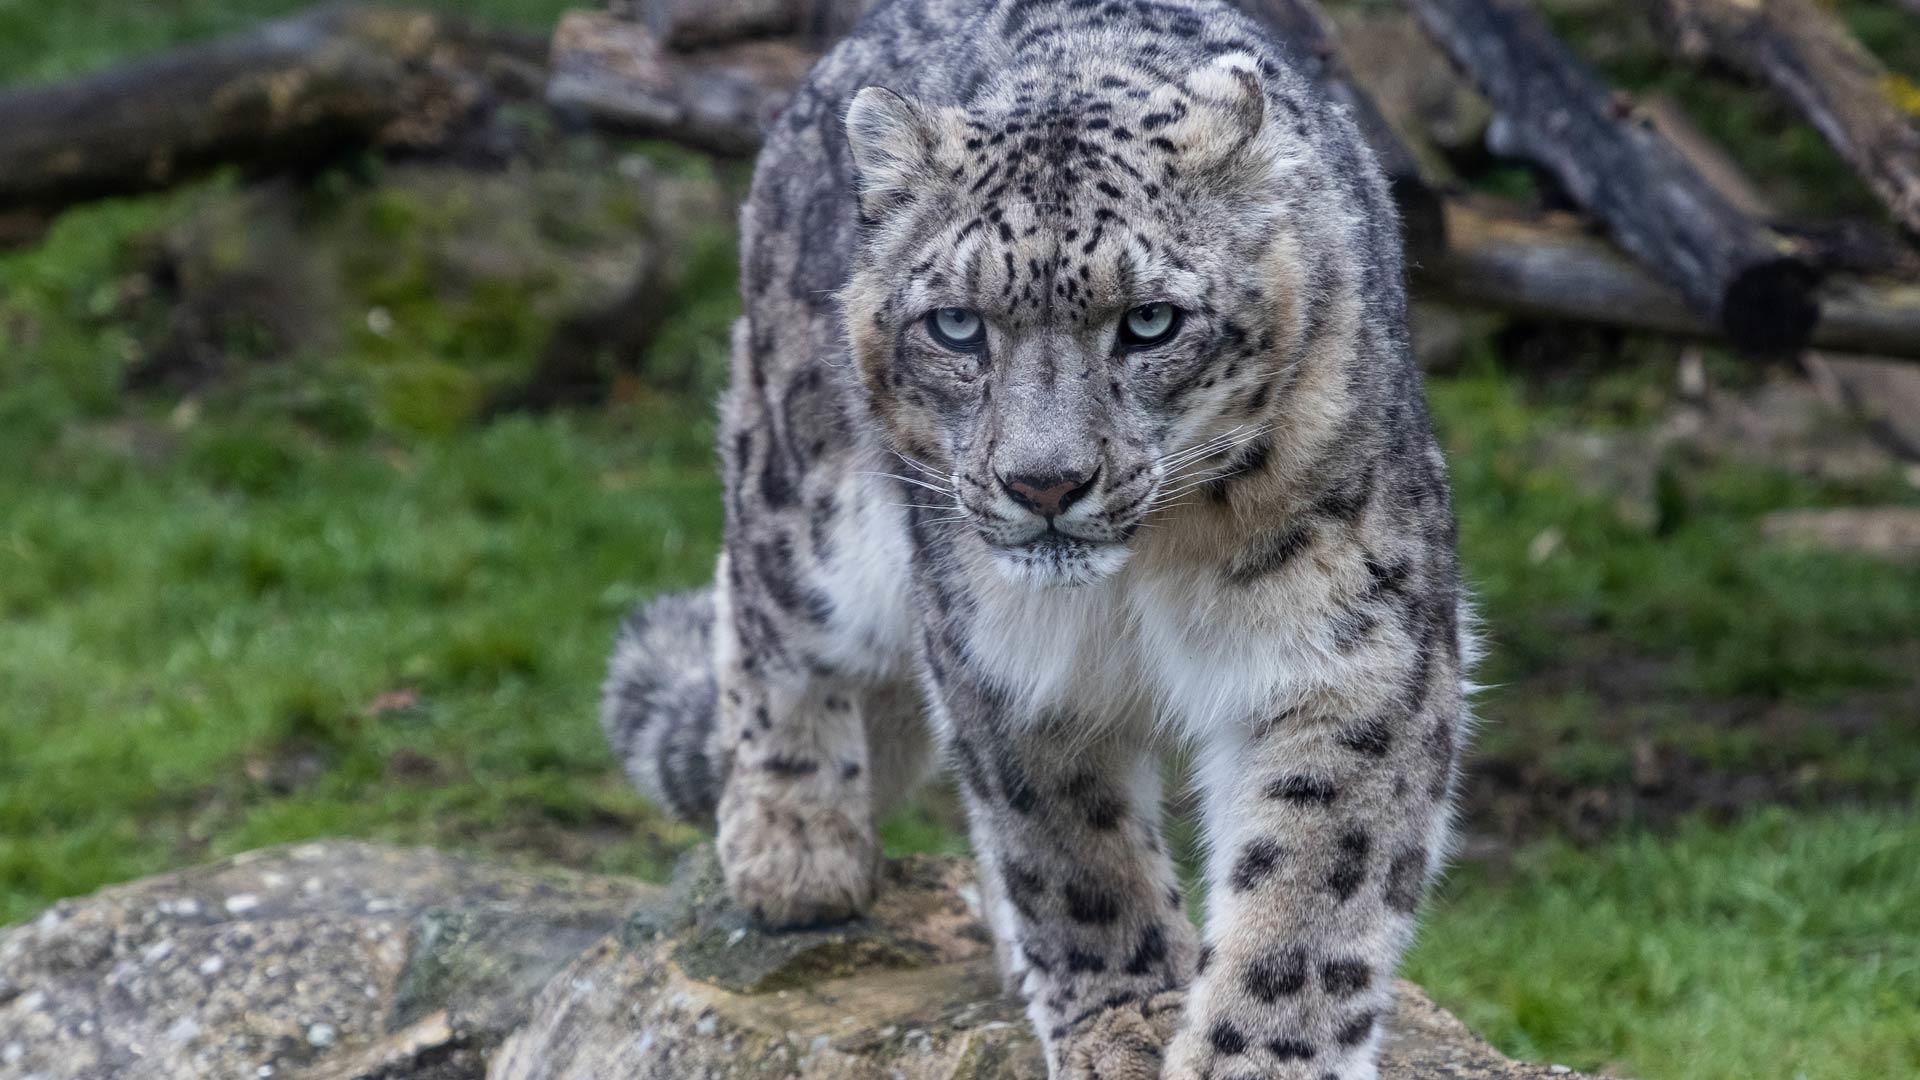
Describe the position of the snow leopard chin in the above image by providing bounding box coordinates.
[986,532,1134,589]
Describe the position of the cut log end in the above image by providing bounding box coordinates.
[1724,259,1822,355]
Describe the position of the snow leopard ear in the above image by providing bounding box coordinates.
[1155,53,1267,172]
[846,86,939,220]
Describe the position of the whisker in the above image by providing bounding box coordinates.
[1162,425,1270,480]
[1156,477,1229,504]
[1145,496,1201,517]
[857,470,956,496]
[1166,457,1251,492]
[890,451,949,480]
[1157,426,1252,470]
[1159,422,1267,468]
[1159,445,1267,491]
[1155,435,1263,481]
[1145,450,1264,513]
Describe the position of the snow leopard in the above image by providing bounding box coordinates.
[602,0,1471,1074]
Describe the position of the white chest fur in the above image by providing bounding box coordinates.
[957,547,1331,736]
[960,557,1149,722]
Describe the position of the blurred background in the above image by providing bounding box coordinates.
[1,1,1916,1077]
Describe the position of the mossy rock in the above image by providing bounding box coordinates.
[0,840,1613,1080]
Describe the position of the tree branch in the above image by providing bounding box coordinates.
[1657,0,1920,238]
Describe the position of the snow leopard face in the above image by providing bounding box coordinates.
[841,55,1313,588]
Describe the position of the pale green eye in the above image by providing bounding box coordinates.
[1120,302,1182,347]
[928,307,986,349]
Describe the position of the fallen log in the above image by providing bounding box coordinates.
[1404,0,1821,355]
[1637,93,1775,219]
[547,5,1916,357]
[0,6,545,216]
[1657,0,1920,238]
[1423,200,1920,361]
[546,12,815,156]
[613,0,874,50]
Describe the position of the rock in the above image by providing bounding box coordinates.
[1536,365,1916,535]
[115,154,733,419]
[1,843,1612,1080]
[0,842,651,1080]
[1665,375,1901,485]
[493,848,1607,1080]
[1809,353,1920,461]
[1761,507,1920,562]
[1536,428,1666,533]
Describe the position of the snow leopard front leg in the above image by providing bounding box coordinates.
[931,659,1197,1078]
[1162,650,1463,1079]
[712,685,878,926]
[701,545,934,927]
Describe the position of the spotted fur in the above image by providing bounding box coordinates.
[602,0,1471,1075]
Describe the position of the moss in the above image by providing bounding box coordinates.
[646,850,942,993]
[672,924,936,994]
[392,905,631,1032]
[1881,73,1920,120]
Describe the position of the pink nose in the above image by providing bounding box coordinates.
[999,469,1098,517]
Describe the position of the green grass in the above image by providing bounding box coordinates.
[0,394,721,925]
[0,185,728,923]
[1431,365,1920,704]
[1409,806,1920,1080]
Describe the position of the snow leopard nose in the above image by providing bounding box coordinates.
[999,467,1099,518]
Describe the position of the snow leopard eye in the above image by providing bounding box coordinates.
[1119,303,1182,348]
[926,307,986,350]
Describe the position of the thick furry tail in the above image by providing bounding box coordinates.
[601,589,722,827]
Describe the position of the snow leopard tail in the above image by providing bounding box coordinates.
[601,589,722,828]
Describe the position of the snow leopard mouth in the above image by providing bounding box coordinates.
[984,528,1133,588]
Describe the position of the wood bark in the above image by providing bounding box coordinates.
[612,0,874,50]
[1657,0,1920,238]
[1636,93,1776,219]
[1404,0,1821,355]
[5,0,1914,364]
[0,6,545,216]
[547,12,815,156]
[1424,200,1920,361]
